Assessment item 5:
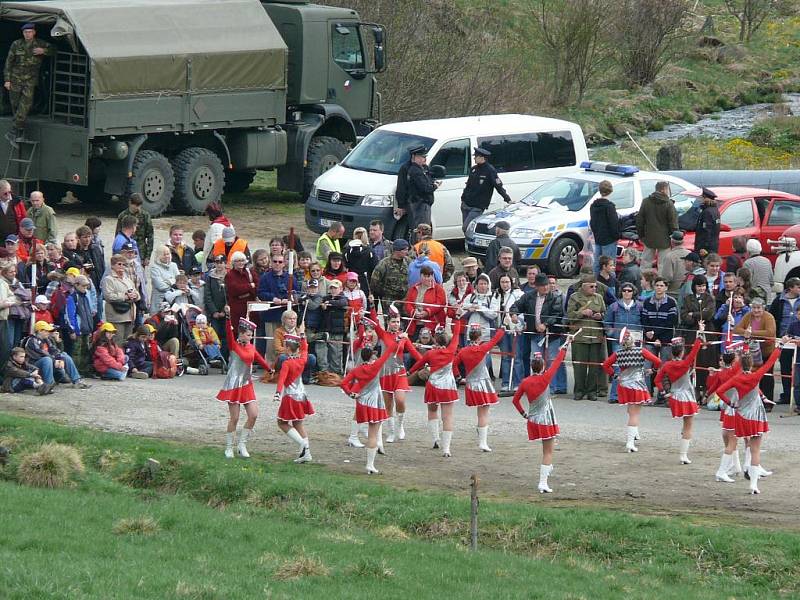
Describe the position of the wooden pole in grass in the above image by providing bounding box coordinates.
[470,473,479,551]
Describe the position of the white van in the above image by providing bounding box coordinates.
[304,114,589,241]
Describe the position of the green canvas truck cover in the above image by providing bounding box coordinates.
[0,0,288,99]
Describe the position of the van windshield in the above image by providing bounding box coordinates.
[341,130,436,175]
[521,178,598,211]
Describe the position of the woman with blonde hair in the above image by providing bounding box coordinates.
[150,245,179,309]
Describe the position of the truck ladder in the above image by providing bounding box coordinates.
[3,138,39,198]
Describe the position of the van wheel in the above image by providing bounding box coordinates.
[548,237,580,278]
[303,136,348,202]
[125,150,175,217]
[172,147,225,215]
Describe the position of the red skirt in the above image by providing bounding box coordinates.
[720,411,736,431]
[216,382,256,404]
[380,372,410,394]
[355,402,388,424]
[424,383,459,405]
[465,388,498,407]
[669,397,699,418]
[527,421,559,441]
[277,395,315,422]
[734,414,769,438]
[618,385,650,405]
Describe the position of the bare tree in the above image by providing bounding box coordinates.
[534,0,613,105]
[614,0,690,87]
[722,0,779,42]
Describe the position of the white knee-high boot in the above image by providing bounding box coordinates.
[286,428,311,463]
[538,464,553,493]
[679,438,691,464]
[477,426,491,452]
[396,412,406,440]
[238,428,252,458]
[748,465,760,494]
[428,419,440,448]
[224,432,234,459]
[729,449,742,476]
[377,424,385,455]
[626,426,638,453]
[348,421,365,448]
[441,430,453,457]
[385,416,396,443]
[366,447,379,474]
[715,453,734,483]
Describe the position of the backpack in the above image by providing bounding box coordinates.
[154,350,177,379]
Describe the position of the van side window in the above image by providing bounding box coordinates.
[430,138,470,178]
[477,131,576,173]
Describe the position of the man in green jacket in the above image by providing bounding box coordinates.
[27,191,57,245]
[567,276,606,401]
[635,181,678,269]
[115,193,154,266]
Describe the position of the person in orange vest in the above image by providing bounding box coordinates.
[412,223,454,282]
[210,226,250,267]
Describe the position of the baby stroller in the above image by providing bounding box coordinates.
[173,303,227,375]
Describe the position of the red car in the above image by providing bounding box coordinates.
[606,187,800,265]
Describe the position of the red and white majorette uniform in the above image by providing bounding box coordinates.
[216,319,271,404]
[512,347,567,441]
[602,345,662,405]
[341,326,397,423]
[275,336,315,421]
[409,319,463,404]
[706,361,743,431]
[716,348,780,438]
[654,338,702,418]
[453,327,504,406]
[379,331,422,395]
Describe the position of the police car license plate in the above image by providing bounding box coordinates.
[472,237,490,247]
[319,218,334,228]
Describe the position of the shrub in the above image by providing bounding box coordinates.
[17,443,84,488]
[112,516,161,536]
[273,551,330,581]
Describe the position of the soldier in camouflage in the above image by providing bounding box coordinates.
[370,238,412,311]
[4,23,54,144]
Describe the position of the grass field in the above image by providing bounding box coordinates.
[2,414,800,599]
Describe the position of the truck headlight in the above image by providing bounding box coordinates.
[361,194,393,208]
[510,228,544,240]
[309,184,318,199]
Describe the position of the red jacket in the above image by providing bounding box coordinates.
[513,348,567,415]
[654,339,702,391]
[409,320,462,375]
[224,267,258,327]
[93,343,126,373]
[453,328,504,377]
[276,338,308,395]
[341,326,396,395]
[403,283,446,337]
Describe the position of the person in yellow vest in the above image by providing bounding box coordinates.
[315,221,344,269]
[412,223,454,282]
[210,226,250,267]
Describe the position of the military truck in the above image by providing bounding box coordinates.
[0,0,385,215]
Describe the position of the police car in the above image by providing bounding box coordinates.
[464,161,700,277]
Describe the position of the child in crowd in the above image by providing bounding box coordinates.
[618,247,641,296]
[188,266,204,305]
[192,314,223,361]
[192,230,206,266]
[597,255,617,299]
[2,346,51,395]
[639,269,656,302]
[33,294,53,324]
[297,251,313,281]
[125,325,154,378]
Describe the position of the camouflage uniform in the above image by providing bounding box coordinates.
[115,207,154,263]
[369,255,412,306]
[4,36,54,131]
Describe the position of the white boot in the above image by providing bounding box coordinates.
[441,430,453,457]
[238,428,252,458]
[287,429,311,463]
[477,426,492,452]
[348,421,365,448]
[626,426,638,453]
[634,427,641,441]
[377,424,386,455]
[224,432,234,459]
[679,438,691,464]
[729,449,743,476]
[385,417,396,443]
[428,419,440,449]
[397,412,406,440]
[757,465,773,477]
[748,465,760,494]
[366,447,379,474]
[538,464,553,493]
[715,453,735,483]
[744,447,751,473]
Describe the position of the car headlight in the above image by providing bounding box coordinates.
[466,220,477,235]
[361,194,394,208]
[309,184,318,199]
[510,228,544,240]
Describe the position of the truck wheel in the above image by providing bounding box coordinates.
[548,237,581,278]
[303,136,348,201]
[125,150,175,217]
[172,148,225,215]
[38,182,70,204]
[224,170,256,194]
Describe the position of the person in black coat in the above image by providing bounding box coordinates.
[694,187,720,256]
[405,145,439,236]
[343,233,376,292]
[460,147,512,233]
[589,180,619,275]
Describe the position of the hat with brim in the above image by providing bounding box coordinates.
[238,317,257,331]
[461,257,478,267]
[701,187,717,199]
[34,320,54,332]
[494,221,511,231]
[329,279,343,288]
[473,147,491,158]
[21,23,35,30]
[409,145,428,157]
[99,322,117,333]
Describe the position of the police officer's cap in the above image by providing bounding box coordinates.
[21,23,36,31]
[473,147,491,158]
[701,187,717,199]
[409,145,428,157]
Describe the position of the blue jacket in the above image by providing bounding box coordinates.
[257,270,301,323]
[407,256,442,286]
[770,292,799,336]
[125,338,150,370]
[603,300,643,342]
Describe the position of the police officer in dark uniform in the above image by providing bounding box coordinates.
[403,145,439,237]
[460,147,512,233]
[694,187,720,257]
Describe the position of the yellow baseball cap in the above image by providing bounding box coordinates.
[34,320,55,332]
[99,322,117,333]
[65,267,81,277]
[144,323,156,333]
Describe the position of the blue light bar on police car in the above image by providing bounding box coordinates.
[580,161,639,177]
